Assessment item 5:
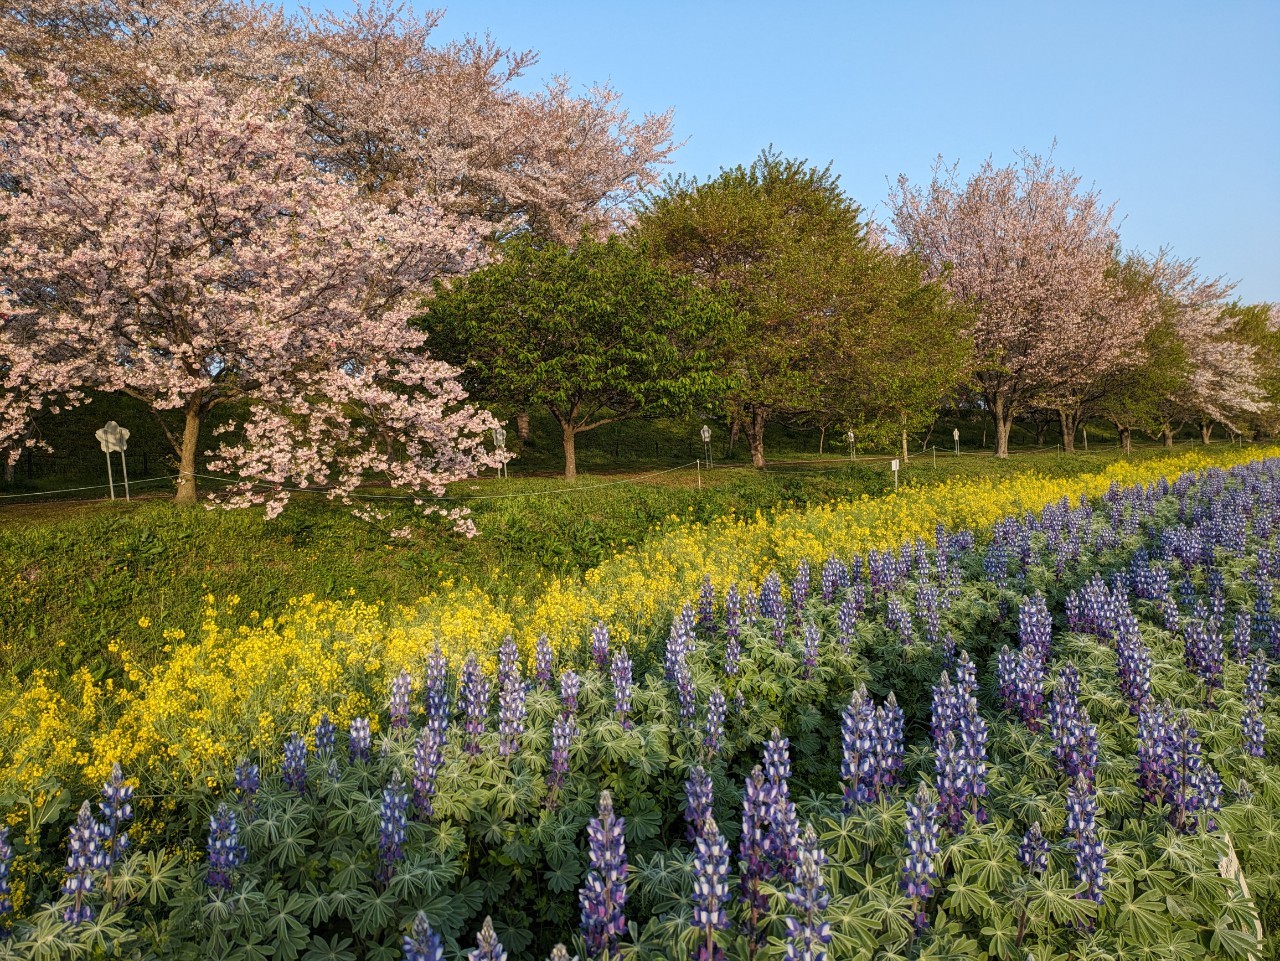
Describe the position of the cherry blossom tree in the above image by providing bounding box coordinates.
[0,67,499,526]
[888,151,1133,456]
[2,0,677,241]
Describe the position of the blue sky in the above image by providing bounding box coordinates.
[303,0,1280,303]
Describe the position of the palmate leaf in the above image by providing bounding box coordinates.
[1210,912,1265,960]
[979,912,1019,961]
[545,855,582,893]
[261,891,312,959]
[1023,871,1097,933]
[1111,886,1172,944]
[623,795,663,843]
[348,886,397,939]
[302,933,358,961]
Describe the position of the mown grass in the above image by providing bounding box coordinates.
[0,440,1227,683]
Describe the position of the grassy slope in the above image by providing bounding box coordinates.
[0,441,1223,683]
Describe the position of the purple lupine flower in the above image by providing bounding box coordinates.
[801,621,820,678]
[772,605,789,649]
[1245,651,1270,706]
[97,762,133,872]
[402,912,445,961]
[1243,703,1266,758]
[841,687,876,811]
[705,687,726,755]
[699,574,716,634]
[1184,617,1224,694]
[234,759,260,800]
[738,766,773,951]
[206,802,245,895]
[901,783,940,930]
[469,916,508,961]
[837,596,858,650]
[579,791,628,961]
[934,731,965,831]
[282,733,308,794]
[685,765,715,841]
[349,717,372,764]
[548,713,579,800]
[0,826,12,922]
[760,571,784,622]
[426,646,450,718]
[917,584,941,646]
[743,588,759,627]
[875,694,906,791]
[784,824,833,961]
[941,631,957,671]
[413,726,445,818]
[1018,822,1049,875]
[820,556,847,604]
[1013,647,1047,731]
[560,668,580,715]
[591,622,610,671]
[1137,702,1174,806]
[954,651,977,700]
[390,670,413,732]
[676,658,697,724]
[1115,616,1152,713]
[314,714,336,758]
[460,654,491,755]
[1233,610,1253,661]
[1072,827,1107,906]
[497,635,520,690]
[498,662,527,756]
[791,560,811,615]
[1066,775,1097,840]
[763,730,802,880]
[377,770,409,884]
[725,584,742,672]
[666,618,689,682]
[957,702,989,824]
[1049,664,1095,783]
[679,603,699,655]
[62,801,100,924]
[535,634,554,689]
[1168,714,1215,834]
[547,946,574,961]
[996,645,1018,711]
[610,646,633,730]
[691,816,731,961]
[886,596,913,645]
[930,673,961,744]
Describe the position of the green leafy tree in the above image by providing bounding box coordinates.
[634,149,867,467]
[420,236,738,480]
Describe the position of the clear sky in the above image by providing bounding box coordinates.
[302,0,1280,303]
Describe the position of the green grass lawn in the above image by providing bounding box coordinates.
[0,434,1224,685]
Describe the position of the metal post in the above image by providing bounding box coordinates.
[119,451,130,501]
[932,446,936,468]
[105,450,115,500]
[697,459,702,490]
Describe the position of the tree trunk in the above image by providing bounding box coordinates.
[516,411,530,443]
[1059,409,1078,454]
[1201,421,1213,444]
[818,425,826,455]
[1162,426,1174,448]
[3,457,13,485]
[1034,421,1048,446]
[561,423,577,482]
[1118,426,1132,454]
[991,398,1012,458]
[175,397,202,504]
[901,429,909,463]
[746,407,767,469]
[727,416,740,457]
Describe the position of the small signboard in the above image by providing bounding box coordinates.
[95,421,130,501]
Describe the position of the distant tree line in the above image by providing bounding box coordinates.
[2,0,1275,495]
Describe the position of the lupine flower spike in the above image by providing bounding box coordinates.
[784,824,833,961]
[402,912,445,961]
[349,717,372,763]
[579,790,628,961]
[469,916,508,961]
[377,770,409,885]
[691,815,731,961]
[901,784,940,930]
[63,801,100,924]
[207,803,245,894]
[0,826,12,924]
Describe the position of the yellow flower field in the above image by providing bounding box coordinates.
[2,445,1274,797]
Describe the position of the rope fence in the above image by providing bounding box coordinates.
[0,435,1251,507]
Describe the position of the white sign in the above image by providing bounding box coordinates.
[96,421,129,453]
[700,425,711,444]
[96,421,131,501]
[952,428,960,440]
[492,425,509,478]
[891,459,900,472]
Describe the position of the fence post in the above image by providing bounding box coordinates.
[697,459,702,490]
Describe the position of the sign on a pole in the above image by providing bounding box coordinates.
[890,458,900,491]
[492,425,509,478]
[96,421,131,501]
